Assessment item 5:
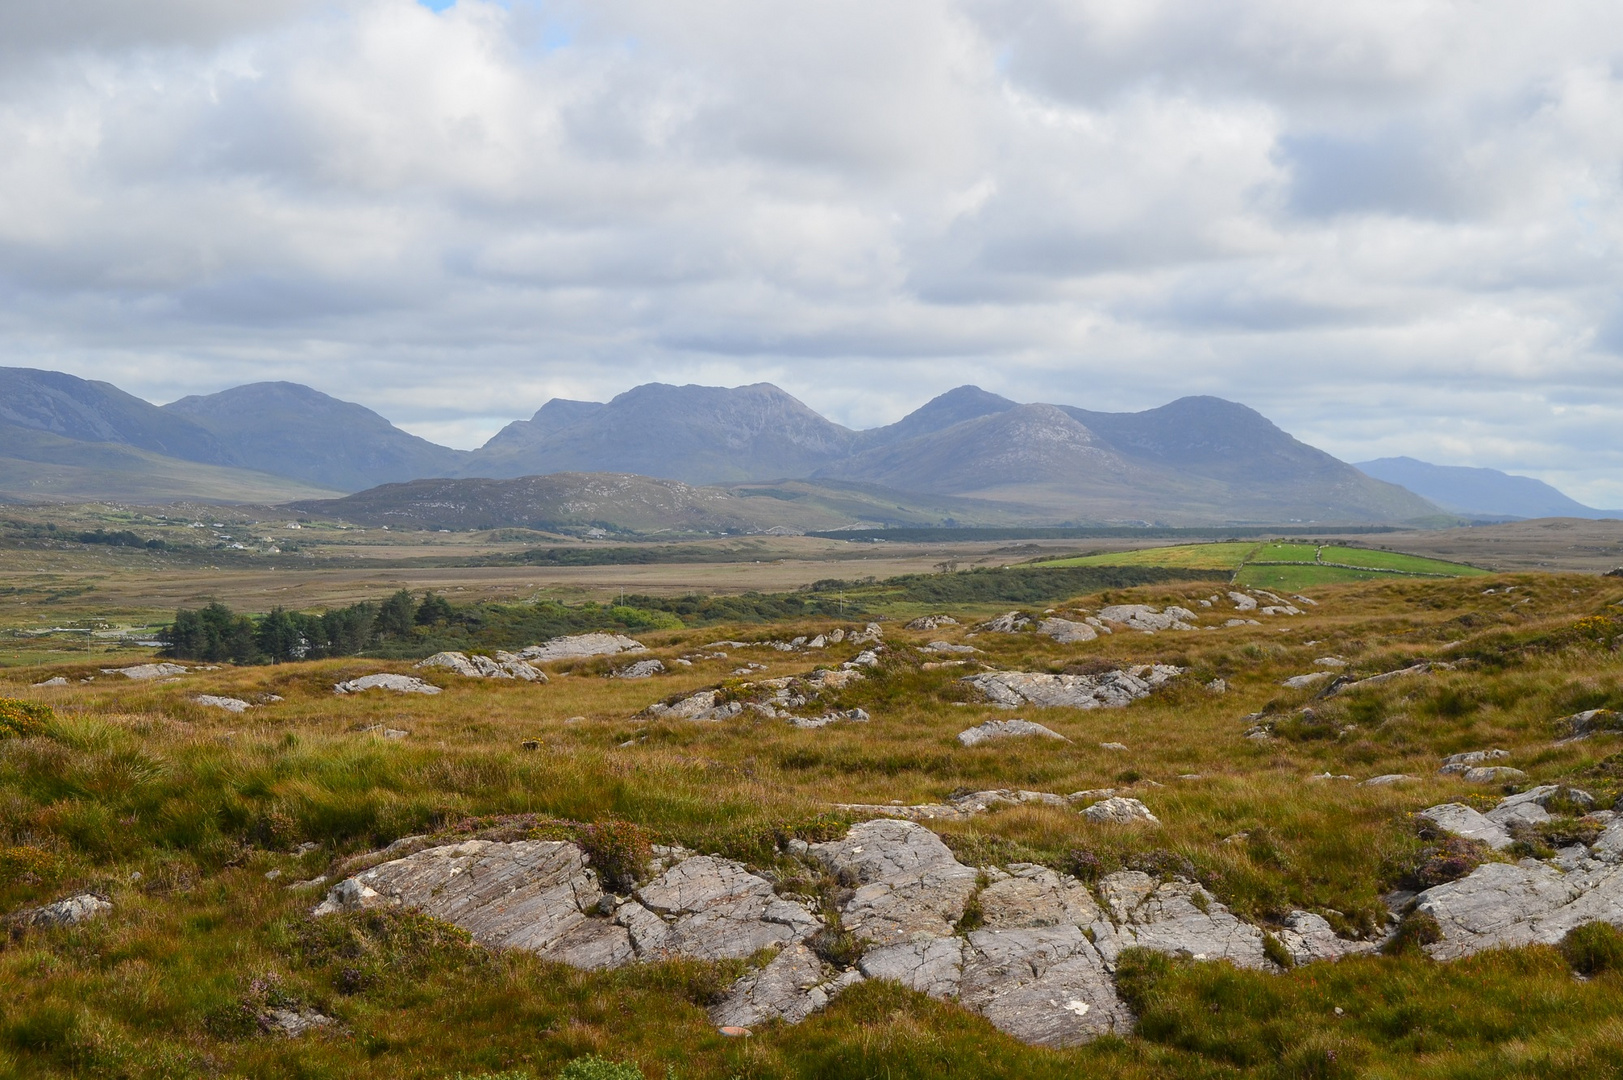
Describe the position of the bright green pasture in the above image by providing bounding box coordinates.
[1037,541,1256,570]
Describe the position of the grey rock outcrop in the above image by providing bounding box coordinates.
[1082,797,1159,825]
[1413,860,1623,960]
[710,943,862,1028]
[1093,871,1269,968]
[860,937,964,999]
[10,893,112,930]
[265,1008,334,1038]
[1228,591,1258,611]
[978,864,1104,929]
[1274,910,1377,965]
[1282,672,1334,689]
[519,634,647,662]
[32,676,69,687]
[107,663,188,680]
[963,665,1183,710]
[1441,749,1511,768]
[632,855,821,960]
[1418,803,1514,850]
[959,926,1130,1046]
[195,695,252,712]
[957,718,1069,747]
[922,641,980,655]
[613,659,666,679]
[810,819,979,946]
[1037,618,1098,644]
[905,615,958,630]
[313,839,631,969]
[334,673,441,695]
[645,689,743,721]
[1555,709,1622,739]
[978,612,1033,633]
[416,651,546,681]
[1098,605,1198,632]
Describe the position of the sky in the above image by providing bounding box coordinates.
[2,1,1622,505]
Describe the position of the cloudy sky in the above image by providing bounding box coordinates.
[3,0,1622,503]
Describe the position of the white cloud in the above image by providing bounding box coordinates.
[0,0,1621,502]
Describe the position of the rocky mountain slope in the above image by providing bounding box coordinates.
[1357,456,1619,520]
[162,382,468,491]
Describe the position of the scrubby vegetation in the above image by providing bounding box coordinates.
[4,568,1623,1076]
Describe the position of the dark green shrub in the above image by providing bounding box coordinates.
[1382,911,1443,956]
[1560,922,1623,976]
[577,820,651,892]
[557,1056,644,1080]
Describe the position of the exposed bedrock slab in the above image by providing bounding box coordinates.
[963,666,1183,710]
[859,937,966,999]
[1097,604,1199,632]
[810,819,979,947]
[1275,910,1377,965]
[10,893,112,930]
[1414,860,1623,960]
[957,718,1069,746]
[632,855,820,960]
[519,634,646,662]
[334,673,441,695]
[978,863,1104,930]
[312,839,629,968]
[1093,871,1269,968]
[416,651,546,681]
[959,926,1130,1046]
[1418,803,1514,850]
[710,943,863,1028]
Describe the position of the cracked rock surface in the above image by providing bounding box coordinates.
[963,666,1183,710]
[416,651,546,681]
[957,718,1070,746]
[333,673,441,695]
[632,855,820,960]
[811,820,980,946]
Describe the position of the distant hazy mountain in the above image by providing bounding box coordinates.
[1356,457,1619,519]
[464,382,858,483]
[163,381,467,491]
[852,385,1018,449]
[820,397,1437,524]
[0,367,228,463]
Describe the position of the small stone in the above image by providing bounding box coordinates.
[32,677,68,687]
[1100,742,1128,751]
[1360,774,1414,786]
[613,659,666,679]
[195,695,253,713]
[1282,672,1334,689]
[718,1026,752,1038]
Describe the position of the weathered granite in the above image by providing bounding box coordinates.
[959,926,1130,1046]
[633,855,821,960]
[334,673,441,695]
[810,819,979,947]
[710,944,863,1027]
[963,666,1183,710]
[1093,871,1269,968]
[519,634,647,662]
[958,718,1069,747]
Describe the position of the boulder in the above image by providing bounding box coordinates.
[645,690,742,722]
[195,695,252,712]
[1461,766,1527,784]
[962,666,1183,710]
[10,893,112,930]
[334,673,441,695]
[1359,774,1414,787]
[810,819,979,947]
[958,718,1069,747]
[922,641,980,655]
[788,709,870,729]
[1441,749,1511,767]
[632,855,821,960]
[1282,672,1334,689]
[1037,618,1098,644]
[32,677,68,687]
[519,634,647,662]
[1228,592,1258,611]
[1082,797,1159,825]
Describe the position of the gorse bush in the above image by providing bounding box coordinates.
[0,697,53,739]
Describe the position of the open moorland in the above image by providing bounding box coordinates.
[5,512,1623,1078]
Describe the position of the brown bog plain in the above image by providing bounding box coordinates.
[5,512,1623,1078]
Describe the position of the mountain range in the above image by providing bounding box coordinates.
[0,364,1605,527]
[1354,457,1619,520]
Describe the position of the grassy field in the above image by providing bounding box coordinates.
[3,557,1623,1077]
[1037,540,1489,588]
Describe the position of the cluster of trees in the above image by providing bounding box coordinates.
[161,590,461,663]
[78,528,167,550]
